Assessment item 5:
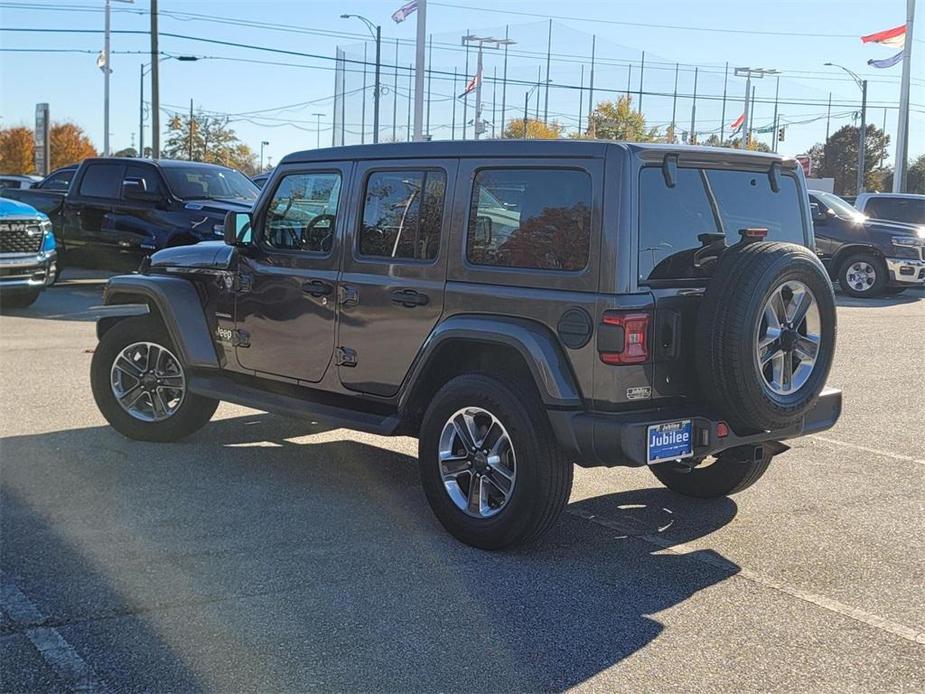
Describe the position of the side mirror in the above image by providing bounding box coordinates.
[810,202,828,224]
[224,210,253,246]
[122,177,161,201]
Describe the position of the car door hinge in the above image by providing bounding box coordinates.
[234,329,251,348]
[336,346,357,367]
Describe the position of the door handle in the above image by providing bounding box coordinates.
[391,289,429,307]
[302,279,333,297]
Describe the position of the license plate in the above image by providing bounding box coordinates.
[647,420,693,464]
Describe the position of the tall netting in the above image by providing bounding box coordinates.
[332,20,867,148]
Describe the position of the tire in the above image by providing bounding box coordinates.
[418,374,573,550]
[650,446,775,498]
[0,289,41,309]
[91,316,218,442]
[695,241,837,432]
[839,252,887,298]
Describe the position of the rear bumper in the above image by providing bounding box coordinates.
[0,251,57,289]
[885,257,925,286]
[550,387,842,468]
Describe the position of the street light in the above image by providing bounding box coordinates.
[101,0,135,157]
[522,81,545,140]
[312,113,324,149]
[825,62,868,194]
[139,55,198,158]
[733,67,779,149]
[341,14,381,144]
[462,35,515,140]
[260,141,269,170]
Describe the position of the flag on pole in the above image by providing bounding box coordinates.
[862,24,906,69]
[729,113,745,131]
[391,0,418,23]
[458,72,480,99]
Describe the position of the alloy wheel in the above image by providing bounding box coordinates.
[755,281,821,396]
[110,341,186,422]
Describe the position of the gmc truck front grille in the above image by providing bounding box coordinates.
[0,222,43,254]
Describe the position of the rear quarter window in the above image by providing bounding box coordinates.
[78,164,124,199]
[638,166,806,283]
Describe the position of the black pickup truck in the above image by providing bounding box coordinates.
[4,158,258,270]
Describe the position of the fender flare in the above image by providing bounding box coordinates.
[399,314,584,411]
[101,274,219,370]
[830,243,883,276]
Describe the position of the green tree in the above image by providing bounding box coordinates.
[584,96,658,142]
[502,117,562,139]
[701,133,772,152]
[881,154,925,194]
[806,124,890,196]
[113,147,138,158]
[164,112,257,175]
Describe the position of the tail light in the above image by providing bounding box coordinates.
[599,310,651,365]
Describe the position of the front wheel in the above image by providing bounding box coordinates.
[418,374,573,549]
[91,316,218,442]
[839,253,886,298]
[649,446,776,498]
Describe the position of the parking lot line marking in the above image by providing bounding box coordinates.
[810,435,925,467]
[567,509,925,646]
[1,572,108,693]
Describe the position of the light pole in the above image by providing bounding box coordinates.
[341,14,381,144]
[101,0,135,156]
[522,82,543,139]
[733,67,778,149]
[139,55,198,158]
[462,35,515,140]
[312,113,324,149]
[259,141,269,170]
[825,62,868,194]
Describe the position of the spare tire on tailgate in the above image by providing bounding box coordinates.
[695,241,836,432]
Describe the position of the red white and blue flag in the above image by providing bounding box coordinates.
[862,24,906,69]
[729,113,745,132]
[458,72,480,99]
[391,0,418,23]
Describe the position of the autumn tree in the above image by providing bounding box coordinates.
[584,96,658,142]
[502,117,562,140]
[163,112,258,174]
[0,127,35,174]
[806,124,890,196]
[49,122,98,170]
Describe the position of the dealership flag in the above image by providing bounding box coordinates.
[729,113,745,131]
[862,24,906,68]
[458,72,480,98]
[391,0,418,23]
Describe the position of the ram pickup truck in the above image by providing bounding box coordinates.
[4,158,258,271]
[0,197,58,308]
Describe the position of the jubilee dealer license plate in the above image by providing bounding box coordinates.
[647,420,694,464]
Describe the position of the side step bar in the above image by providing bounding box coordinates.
[188,374,402,436]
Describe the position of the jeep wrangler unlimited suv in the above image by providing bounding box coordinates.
[90,141,841,549]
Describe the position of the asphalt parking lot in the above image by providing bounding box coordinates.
[1,271,923,692]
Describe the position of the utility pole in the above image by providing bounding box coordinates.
[150,0,160,158]
[771,75,780,152]
[138,63,144,157]
[689,67,698,145]
[462,34,514,140]
[638,51,645,114]
[588,35,595,137]
[720,62,728,145]
[893,0,915,192]
[188,98,194,160]
[392,39,399,142]
[670,63,679,143]
[734,67,778,148]
[312,113,323,149]
[102,0,135,154]
[543,19,552,123]
[259,140,269,170]
[501,25,509,136]
[412,0,427,141]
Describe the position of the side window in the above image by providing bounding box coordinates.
[124,165,162,196]
[466,169,591,271]
[78,164,123,198]
[41,171,73,190]
[359,170,446,261]
[264,172,341,253]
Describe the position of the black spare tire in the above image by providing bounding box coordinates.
[695,241,836,432]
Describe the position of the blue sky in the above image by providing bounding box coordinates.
[0,0,921,169]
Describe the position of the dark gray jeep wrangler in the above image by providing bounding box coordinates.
[91,141,842,549]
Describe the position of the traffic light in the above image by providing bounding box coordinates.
[778,127,785,142]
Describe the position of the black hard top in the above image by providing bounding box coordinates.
[281,139,791,167]
[79,157,239,171]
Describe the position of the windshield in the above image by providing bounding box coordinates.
[163,166,259,202]
[813,191,863,220]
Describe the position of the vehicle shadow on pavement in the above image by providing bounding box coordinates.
[834,286,924,308]
[1,414,740,692]
[0,277,108,321]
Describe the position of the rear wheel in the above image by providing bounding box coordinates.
[418,374,573,549]
[839,252,887,298]
[650,446,776,498]
[91,316,218,442]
